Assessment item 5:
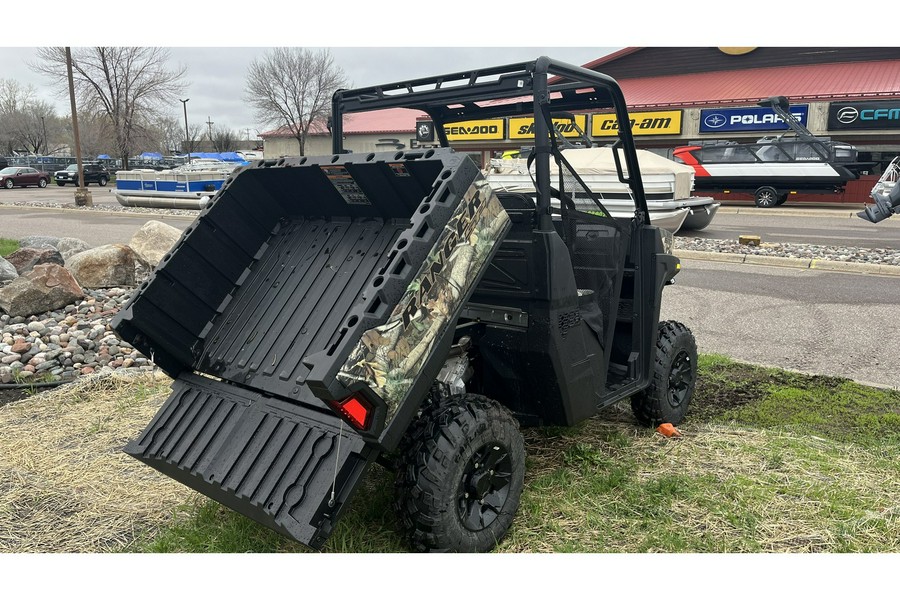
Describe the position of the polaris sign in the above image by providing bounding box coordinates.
[699,105,809,133]
[828,101,900,130]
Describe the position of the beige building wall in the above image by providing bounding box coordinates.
[263,133,414,159]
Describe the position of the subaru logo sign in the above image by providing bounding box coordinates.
[837,107,859,124]
[703,113,727,128]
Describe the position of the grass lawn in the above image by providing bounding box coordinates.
[2,356,899,555]
[0,237,18,257]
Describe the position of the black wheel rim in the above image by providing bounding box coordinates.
[457,443,512,531]
[667,350,693,408]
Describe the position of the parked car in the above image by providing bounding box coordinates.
[0,157,8,169]
[54,163,110,187]
[0,166,51,189]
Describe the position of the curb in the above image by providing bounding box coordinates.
[676,249,900,277]
[717,206,866,218]
[0,203,196,221]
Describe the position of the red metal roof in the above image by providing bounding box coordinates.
[261,107,425,138]
[616,59,900,109]
[262,53,900,137]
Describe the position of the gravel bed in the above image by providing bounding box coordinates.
[7,200,197,218]
[674,237,900,266]
[0,287,150,385]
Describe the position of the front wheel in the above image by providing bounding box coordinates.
[38,178,48,188]
[394,393,525,552]
[56,181,65,186]
[98,176,108,187]
[631,320,698,427]
[754,186,779,208]
[4,179,13,189]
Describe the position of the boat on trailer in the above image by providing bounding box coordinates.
[485,147,720,234]
[673,96,868,208]
[114,158,246,209]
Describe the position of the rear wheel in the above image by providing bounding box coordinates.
[776,194,789,206]
[631,320,698,427]
[394,393,525,552]
[754,186,779,208]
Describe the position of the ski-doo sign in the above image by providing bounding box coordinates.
[699,106,809,133]
[828,101,900,130]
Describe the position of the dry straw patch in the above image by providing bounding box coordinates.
[510,415,900,553]
[0,372,196,552]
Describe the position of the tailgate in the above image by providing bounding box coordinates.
[125,373,374,549]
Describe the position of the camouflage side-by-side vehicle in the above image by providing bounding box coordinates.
[112,56,698,552]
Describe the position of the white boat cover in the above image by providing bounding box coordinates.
[488,148,695,201]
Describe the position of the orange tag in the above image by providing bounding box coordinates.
[656,423,682,438]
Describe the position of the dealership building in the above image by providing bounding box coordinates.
[261,47,900,177]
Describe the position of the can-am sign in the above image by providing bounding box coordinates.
[590,110,682,137]
[829,101,900,130]
[699,106,809,133]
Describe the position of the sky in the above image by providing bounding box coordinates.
[0,46,617,138]
[1,2,865,142]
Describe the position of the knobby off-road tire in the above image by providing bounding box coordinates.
[631,320,698,427]
[394,393,525,552]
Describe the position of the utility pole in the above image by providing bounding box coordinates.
[66,47,91,207]
[180,98,190,164]
[40,116,47,156]
[206,116,214,145]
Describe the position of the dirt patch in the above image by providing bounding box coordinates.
[0,387,31,408]
[689,361,848,422]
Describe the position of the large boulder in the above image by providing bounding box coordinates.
[0,256,16,284]
[56,237,93,261]
[128,220,183,267]
[66,244,136,288]
[0,263,84,317]
[5,247,65,275]
[18,235,60,249]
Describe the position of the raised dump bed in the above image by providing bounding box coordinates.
[112,148,510,548]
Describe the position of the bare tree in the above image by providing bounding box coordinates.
[0,79,37,154]
[211,126,238,152]
[244,48,347,156]
[31,47,187,169]
[183,123,204,155]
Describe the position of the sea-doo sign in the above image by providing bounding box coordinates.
[828,101,900,130]
[699,105,809,133]
[443,119,505,141]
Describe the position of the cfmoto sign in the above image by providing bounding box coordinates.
[836,107,859,124]
[829,101,900,130]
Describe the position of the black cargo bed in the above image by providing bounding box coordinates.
[113,149,511,549]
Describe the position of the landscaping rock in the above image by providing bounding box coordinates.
[128,220,182,267]
[5,247,65,275]
[56,238,93,261]
[66,244,136,288]
[18,235,60,249]
[0,264,85,318]
[0,257,16,283]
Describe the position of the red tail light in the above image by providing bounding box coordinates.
[332,395,373,430]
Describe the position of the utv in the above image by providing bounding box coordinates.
[112,56,698,553]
